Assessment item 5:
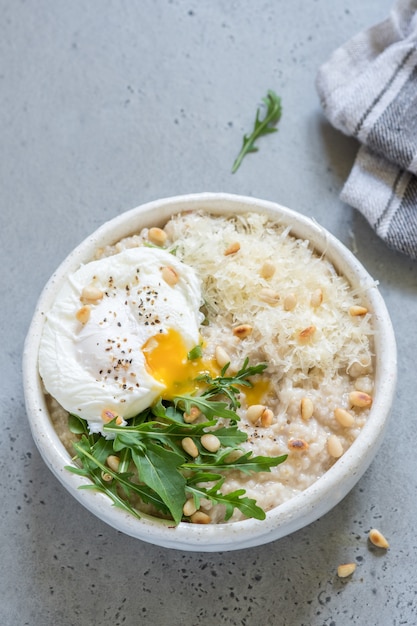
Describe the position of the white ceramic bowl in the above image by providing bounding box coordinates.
[23,193,397,551]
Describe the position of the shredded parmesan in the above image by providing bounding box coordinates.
[164,211,374,389]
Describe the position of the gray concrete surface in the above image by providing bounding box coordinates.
[1,1,416,624]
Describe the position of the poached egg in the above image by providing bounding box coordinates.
[38,246,205,433]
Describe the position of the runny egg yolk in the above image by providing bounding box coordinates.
[143,327,270,405]
[241,378,270,406]
[142,328,215,399]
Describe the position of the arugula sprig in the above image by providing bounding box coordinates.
[194,357,267,408]
[66,359,287,525]
[69,433,169,519]
[186,474,266,522]
[232,90,282,173]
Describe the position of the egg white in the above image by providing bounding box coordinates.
[38,246,203,433]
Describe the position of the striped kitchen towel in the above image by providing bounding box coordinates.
[316,0,417,259]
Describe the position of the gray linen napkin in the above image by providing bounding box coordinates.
[316,0,417,259]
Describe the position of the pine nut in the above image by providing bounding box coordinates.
[101,408,118,423]
[148,227,167,246]
[224,241,240,256]
[106,455,120,472]
[260,260,275,279]
[298,325,316,341]
[349,390,372,408]
[349,305,368,316]
[76,305,91,325]
[80,285,104,303]
[233,324,253,339]
[260,408,273,427]
[260,288,280,305]
[310,288,323,308]
[283,293,297,311]
[337,563,356,578]
[288,438,309,451]
[334,407,355,428]
[190,511,211,524]
[181,437,199,458]
[301,397,314,420]
[327,434,343,458]
[183,406,201,423]
[201,433,221,452]
[246,404,267,425]
[369,528,389,549]
[215,346,230,368]
[161,265,179,286]
[183,499,197,517]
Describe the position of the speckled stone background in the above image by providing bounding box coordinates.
[1,1,416,624]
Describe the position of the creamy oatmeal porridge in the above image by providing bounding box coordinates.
[41,211,374,524]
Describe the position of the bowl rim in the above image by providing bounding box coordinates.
[23,192,397,551]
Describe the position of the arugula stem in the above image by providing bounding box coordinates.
[118,447,131,474]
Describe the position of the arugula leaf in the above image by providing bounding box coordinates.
[186,448,287,474]
[187,344,203,360]
[131,443,186,525]
[67,440,169,517]
[200,425,247,449]
[68,413,88,435]
[196,358,268,408]
[186,476,266,521]
[232,90,282,173]
[175,395,239,422]
[106,417,217,450]
[152,400,185,423]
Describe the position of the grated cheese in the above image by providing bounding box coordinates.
[164,211,374,391]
